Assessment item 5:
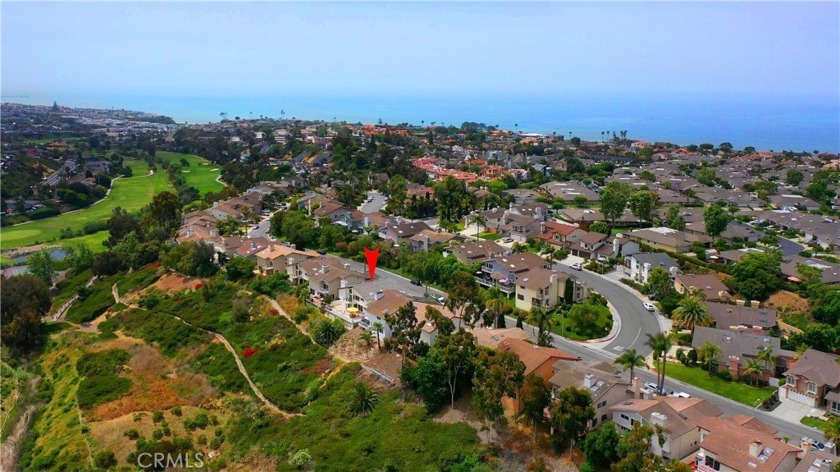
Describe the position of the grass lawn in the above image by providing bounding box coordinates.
[156,151,224,195]
[801,416,830,430]
[1,160,172,249]
[550,304,613,341]
[656,361,776,406]
[478,232,502,241]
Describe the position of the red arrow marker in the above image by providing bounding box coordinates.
[364,247,380,281]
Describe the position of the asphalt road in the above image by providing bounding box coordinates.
[552,263,662,356]
[360,192,387,214]
[334,255,445,301]
[248,221,270,239]
[777,235,805,256]
[505,314,826,443]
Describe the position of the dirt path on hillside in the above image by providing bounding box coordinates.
[0,378,41,472]
[110,285,299,418]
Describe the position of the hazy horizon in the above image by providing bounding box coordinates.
[3,2,839,101]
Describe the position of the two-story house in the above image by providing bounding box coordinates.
[693,417,801,472]
[626,252,679,284]
[478,252,549,295]
[514,268,587,311]
[782,348,840,412]
[362,290,459,345]
[255,244,319,277]
[610,397,723,462]
[448,240,507,265]
[549,360,634,429]
[498,338,580,415]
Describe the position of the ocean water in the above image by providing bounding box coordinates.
[10,93,840,153]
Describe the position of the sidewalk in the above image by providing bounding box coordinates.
[602,268,673,333]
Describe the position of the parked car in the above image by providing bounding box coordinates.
[669,392,691,398]
[317,250,327,255]
[502,238,513,243]
[570,262,583,271]
[643,302,656,312]
[596,255,608,263]
[410,279,422,286]
[644,382,658,391]
[436,295,446,304]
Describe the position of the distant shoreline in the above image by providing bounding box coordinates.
[5,93,839,152]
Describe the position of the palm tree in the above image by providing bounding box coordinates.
[646,333,673,393]
[672,295,712,330]
[470,213,486,239]
[756,346,777,374]
[528,307,552,339]
[485,287,507,329]
[614,349,646,380]
[372,322,384,351]
[360,330,373,348]
[699,341,722,377]
[346,382,379,415]
[743,358,764,386]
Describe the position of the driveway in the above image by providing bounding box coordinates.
[777,236,805,256]
[359,192,387,214]
[553,262,662,356]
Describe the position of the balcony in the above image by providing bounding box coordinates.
[475,270,515,294]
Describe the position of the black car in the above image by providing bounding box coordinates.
[410,279,423,286]
[317,250,327,255]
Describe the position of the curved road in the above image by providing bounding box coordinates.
[553,263,662,356]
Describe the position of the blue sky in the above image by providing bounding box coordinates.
[2,2,839,100]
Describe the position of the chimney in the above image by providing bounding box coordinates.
[613,238,620,255]
[650,411,668,430]
[727,354,741,376]
[631,376,641,399]
[321,264,329,273]
[540,222,546,234]
[583,373,595,389]
[269,244,275,251]
[251,242,257,249]
[643,262,652,275]
[749,439,762,459]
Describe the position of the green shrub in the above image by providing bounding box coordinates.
[77,374,131,407]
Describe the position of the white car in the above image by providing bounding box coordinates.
[643,302,656,312]
[644,382,658,391]
[669,392,691,398]
[570,262,583,271]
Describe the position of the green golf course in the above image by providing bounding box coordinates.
[156,151,224,195]
[1,160,171,250]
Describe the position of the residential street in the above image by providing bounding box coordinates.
[359,191,387,214]
[334,255,445,301]
[504,313,827,444]
[552,262,662,356]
